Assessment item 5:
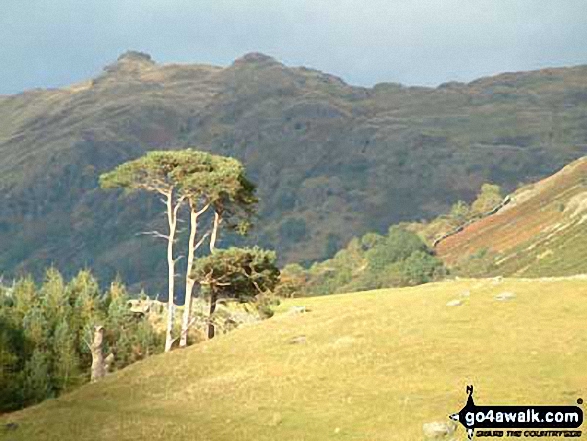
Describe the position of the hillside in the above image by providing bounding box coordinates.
[1,278,585,441]
[437,156,587,277]
[1,52,587,292]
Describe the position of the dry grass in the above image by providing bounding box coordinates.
[2,278,586,441]
[438,157,587,277]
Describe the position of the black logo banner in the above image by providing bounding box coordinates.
[450,386,583,440]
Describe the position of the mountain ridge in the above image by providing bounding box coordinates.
[1,53,587,292]
[5,51,587,95]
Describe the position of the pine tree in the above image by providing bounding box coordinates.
[22,349,51,404]
[52,321,81,391]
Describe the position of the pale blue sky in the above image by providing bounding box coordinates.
[1,0,586,94]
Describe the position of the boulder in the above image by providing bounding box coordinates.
[288,305,307,314]
[288,335,307,344]
[495,292,516,301]
[423,421,457,439]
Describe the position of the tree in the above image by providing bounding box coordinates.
[471,183,503,215]
[102,279,161,368]
[191,247,279,339]
[275,263,307,298]
[22,349,51,404]
[67,270,101,360]
[399,250,445,285]
[0,269,161,411]
[0,313,26,412]
[448,200,471,224]
[177,153,257,347]
[100,150,257,351]
[52,321,80,391]
[365,226,428,271]
[10,275,37,322]
[361,232,385,250]
[100,151,191,352]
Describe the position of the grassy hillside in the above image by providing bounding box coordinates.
[1,52,587,291]
[437,156,587,277]
[2,278,585,441]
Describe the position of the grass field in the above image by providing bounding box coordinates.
[1,278,586,441]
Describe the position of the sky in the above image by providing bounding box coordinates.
[1,0,586,95]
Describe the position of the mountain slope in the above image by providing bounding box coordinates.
[437,156,587,276]
[1,278,586,441]
[1,52,587,292]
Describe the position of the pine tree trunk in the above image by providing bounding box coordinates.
[210,211,221,252]
[208,291,217,339]
[206,212,222,340]
[180,208,198,348]
[164,192,179,353]
[180,201,211,348]
[90,326,105,382]
[179,279,196,347]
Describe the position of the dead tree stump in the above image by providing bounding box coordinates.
[90,325,106,382]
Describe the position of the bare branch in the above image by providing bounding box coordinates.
[82,336,92,351]
[195,202,212,217]
[137,231,169,240]
[173,195,187,219]
[194,230,212,251]
[251,279,265,295]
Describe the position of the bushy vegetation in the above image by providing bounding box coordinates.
[192,247,280,337]
[408,183,505,246]
[0,268,162,412]
[275,182,506,298]
[281,226,446,296]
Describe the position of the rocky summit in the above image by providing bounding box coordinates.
[1,53,586,292]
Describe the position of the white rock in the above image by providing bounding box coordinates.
[495,292,516,301]
[423,421,456,439]
[288,306,307,314]
[446,299,463,307]
[288,335,307,344]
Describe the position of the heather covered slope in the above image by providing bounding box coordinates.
[437,156,587,277]
[1,278,585,441]
[1,52,587,291]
